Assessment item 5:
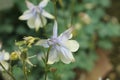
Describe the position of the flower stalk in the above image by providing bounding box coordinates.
[53,0,57,19]
[45,46,52,80]
[70,0,75,25]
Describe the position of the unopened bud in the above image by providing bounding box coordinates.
[20,50,27,60]
[23,36,36,47]
[79,12,91,24]
[10,51,19,60]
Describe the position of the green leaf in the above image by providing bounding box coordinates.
[0,24,13,33]
[12,66,23,80]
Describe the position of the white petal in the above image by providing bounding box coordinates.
[42,10,55,19]
[35,39,49,48]
[27,17,36,29]
[64,40,79,52]
[0,61,9,71]
[4,52,9,60]
[35,15,41,31]
[19,10,33,20]
[52,20,58,38]
[27,15,47,30]
[58,46,75,64]
[0,51,9,61]
[39,0,49,8]
[47,48,59,64]
[26,0,35,9]
[39,16,47,27]
[58,27,73,41]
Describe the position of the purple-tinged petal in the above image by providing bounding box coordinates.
[19,10,33,20]
[0,53,4,61]
[47,48,59,64]
[58,27,73,41]
[58,46,75,64]
[39,0,49,8]
[52,20,58,38]
[26,0,35,9]
[35,39,49,48]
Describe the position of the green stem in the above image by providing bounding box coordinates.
[22,60,28,80]
[53,0,57,20]
[0,62,16,80]
[45,46,52,80]
[52,71,56,80]
[70,0,75,25]
[9,60,12,73]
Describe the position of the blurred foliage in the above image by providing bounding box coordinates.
[0,0,120,80]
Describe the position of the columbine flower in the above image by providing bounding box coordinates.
[19,0,55,31]
[0,50,9,71]
[36,21,79,64]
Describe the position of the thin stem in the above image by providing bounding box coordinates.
[70,0,75,25]
[52,71,56,80]
[0,62,16,80]
[22,60,28,80]
[53,0,57,20]
[9,60,12,73]
[44,46,52,80]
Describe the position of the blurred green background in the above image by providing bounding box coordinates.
[0,0,120,80]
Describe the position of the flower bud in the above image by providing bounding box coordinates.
[24,36,36,47]
[79,12,91,24]
[20,49,28,60]
[10,51,19,60]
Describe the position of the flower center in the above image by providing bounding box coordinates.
[32,6,43,16]
[48,38,60,46]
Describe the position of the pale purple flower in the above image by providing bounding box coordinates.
[36,21,79,64]
[0,50,9,71]
[19,0,55,31]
